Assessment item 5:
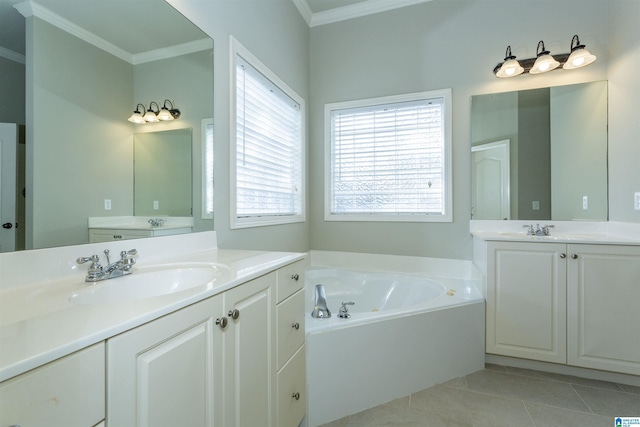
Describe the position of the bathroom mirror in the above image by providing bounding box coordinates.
[134,128,193,217]
[471,81,608,221]
[0,0,213,251]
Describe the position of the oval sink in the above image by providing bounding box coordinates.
[69,262,228,305]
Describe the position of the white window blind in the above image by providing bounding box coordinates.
[234,54,303,222]
[327,91,451,221]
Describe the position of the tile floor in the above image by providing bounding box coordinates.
[320,364,640,427]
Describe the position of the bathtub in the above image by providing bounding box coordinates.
[304,252,485,427]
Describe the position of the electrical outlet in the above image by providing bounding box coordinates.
[104,199,112,210]
[582,196,589,210]
[153,200,159,210]
[635,192,640,210]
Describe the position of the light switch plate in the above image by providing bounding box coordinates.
[153,200,159,210]
[104,199,111,210]
[582,196,589,210]
[635,192,640,210]
[532,201,540,211]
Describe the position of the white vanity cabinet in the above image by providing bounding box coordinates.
[0,342,105,427]
[275,261,306,427]
[106,260,307,427]
[89,227,192,242]
[486,241,567,364]
[486,241,640,375]
[566,244,640,375]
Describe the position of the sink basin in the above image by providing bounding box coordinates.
[69,262,228,305]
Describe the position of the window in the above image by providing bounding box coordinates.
[230,38,305,228]
[325,89,452,222]
[202,118,214,219]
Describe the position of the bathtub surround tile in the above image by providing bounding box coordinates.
[409,384,535,427]
[506,366,624,392]
[463,369,591,412]
[572,384,640,417]
[524,402,613,427]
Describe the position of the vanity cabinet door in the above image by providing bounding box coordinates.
[0,342,105,427]
[107,295,222,427]
[486,241,567,363]
[219,272,276,427]
[567,244,640,375]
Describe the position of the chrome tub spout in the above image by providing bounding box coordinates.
[311,284,331,318]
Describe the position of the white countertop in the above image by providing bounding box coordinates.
[470,220,640,245]
[88,216,194,231]
[0,232,305,382]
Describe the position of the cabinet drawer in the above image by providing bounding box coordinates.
[277,289,305,370]
[277,345,306,427]
[276,259,305,303]
[0,342,105,427]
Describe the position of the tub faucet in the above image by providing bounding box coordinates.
[337,301,355,319]
[311,284,331,318]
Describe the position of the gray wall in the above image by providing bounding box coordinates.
[608,0,640,223]
[0,57,25,124]
[309,0,609,259]
[133,50,214,233]
[167,0,311,253]
[28,18,133,249]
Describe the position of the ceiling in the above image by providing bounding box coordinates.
[0,0,432,63]
[0,0,209,63]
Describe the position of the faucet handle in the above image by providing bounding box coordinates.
[120,248,137,258]
[77,254,100,265]
[522,224,535,235]
[337,301,355,319]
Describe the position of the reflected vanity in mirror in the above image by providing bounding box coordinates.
[1,0,214,252]
[471,81,608,221]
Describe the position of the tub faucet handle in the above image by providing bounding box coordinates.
[338,301,355,319]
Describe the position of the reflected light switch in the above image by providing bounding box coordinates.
[153,201,159,210]
[532,201,540,211]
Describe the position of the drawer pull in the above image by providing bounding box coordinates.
[292,392,301,400]
[291,274,299,281]
[215,317,228,328]
[228,309,240,320]
[560,253,566,259]
[291,322,300,330]
[571,254,578,259]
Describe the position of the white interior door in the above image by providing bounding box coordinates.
[472,139,510,220]
[0,123,18,252]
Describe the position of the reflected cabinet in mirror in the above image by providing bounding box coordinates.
[471,81,607,221]
[0,0,213,252]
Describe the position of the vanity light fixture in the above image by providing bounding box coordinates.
[563,35,597,70]
[157,99,181,121]
[529,40,560,74]
[495,46,524,78]
[128,100,181,124]
[127,103,147,124]
[143,101,160,123]
[493,34,596,78]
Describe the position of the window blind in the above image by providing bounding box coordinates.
[235,55,302,218]
[330,97,445,216]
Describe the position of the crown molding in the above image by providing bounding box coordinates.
[293,0,434,27]
[13,0,211,65]
[291,0,313,26]
[0,46,25,64]
[132,38,213,65]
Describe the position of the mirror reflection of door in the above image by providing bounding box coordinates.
[0,123,17,252]
[472,139,510,220]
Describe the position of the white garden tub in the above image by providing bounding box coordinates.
[304,252,485,427]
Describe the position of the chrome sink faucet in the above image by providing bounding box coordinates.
[77,248,137,282]
[523,224,554,236]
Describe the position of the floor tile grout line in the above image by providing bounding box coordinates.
[571,383,597,415]
[522,399,539,427]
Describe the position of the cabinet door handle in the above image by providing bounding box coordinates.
[292,392,301,400]
[291,274,299,281]
[571,254,578,259]
[291,322,300,330]
[228,309,240,320]
[215,317,228,328]
[560,253,566,259]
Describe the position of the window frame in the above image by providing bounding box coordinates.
[324,89,452,223]
[201,118,214,220]
[229,37,306,229]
